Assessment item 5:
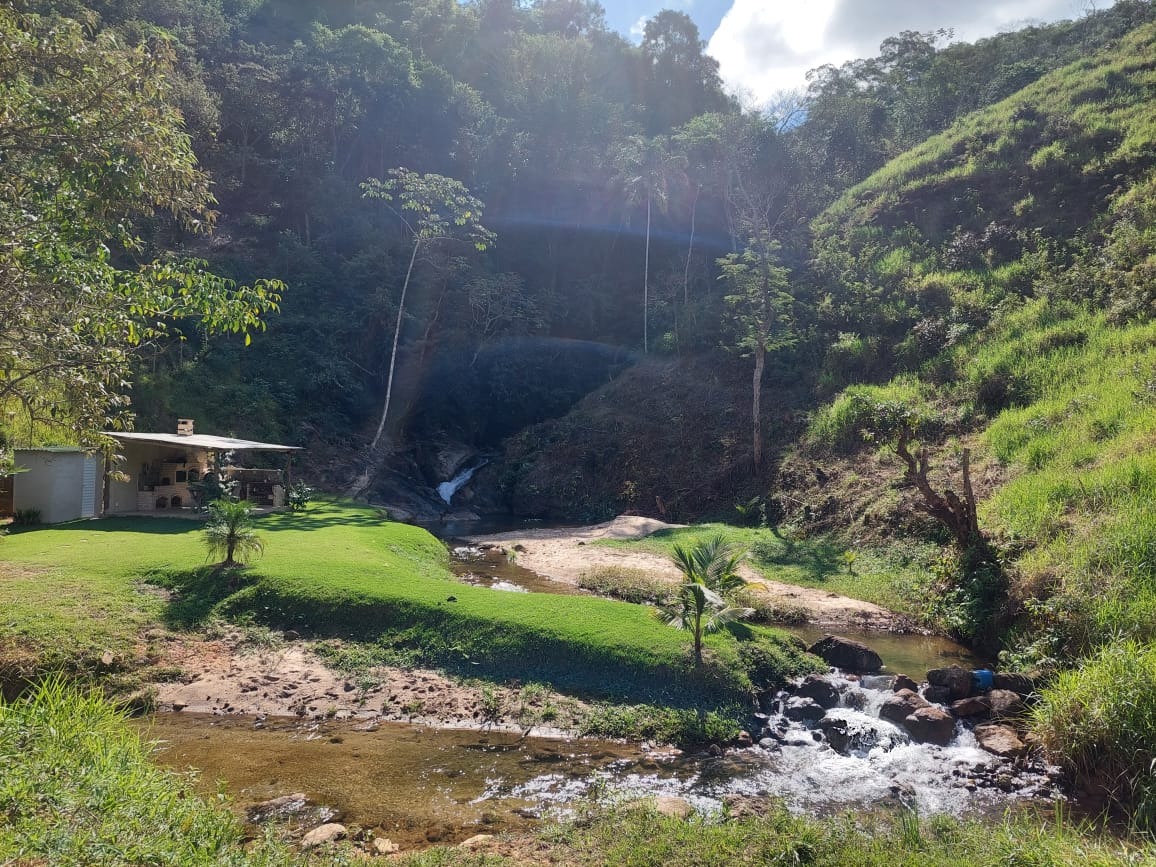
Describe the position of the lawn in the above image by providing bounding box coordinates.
[0,502,813,704]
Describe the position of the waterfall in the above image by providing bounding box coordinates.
[437,461,486,505]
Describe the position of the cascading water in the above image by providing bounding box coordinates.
[437,461,487,505]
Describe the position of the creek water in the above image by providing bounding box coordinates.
[138,545,1054,847]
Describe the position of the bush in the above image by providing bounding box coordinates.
[578,566,673,605]
[1032,640,1156,834]
[12,508,41,526]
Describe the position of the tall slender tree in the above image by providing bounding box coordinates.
[610,135,686,353]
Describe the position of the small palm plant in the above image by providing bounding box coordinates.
[660,535,753,666]
[204,499,263,581]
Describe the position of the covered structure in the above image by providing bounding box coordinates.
[5,448,103,524]
[104,427,301,515]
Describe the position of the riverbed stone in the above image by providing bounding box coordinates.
[795,674,841,709]
[372,838,400,855]
[927,665,973,701]
[893,674,919,693]
[951,696,991,718]
[880,689,929,725]
[975,724,1028,759]
[653,795,695,819]
[903,706,956,746]
[248,793,309,823]
[987,689,1026,720]
[922,685,952,705]
[992,672,1035,696]
[808,636,883,673]
[784,696,826,722]
[735,730,754,748]
[818,717,851,753]
[459,834,495,849]
[300,823,347,849]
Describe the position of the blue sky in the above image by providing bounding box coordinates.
[604,0,1115,107]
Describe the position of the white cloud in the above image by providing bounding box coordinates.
[630,14,649,42]
[707,0,1110,108]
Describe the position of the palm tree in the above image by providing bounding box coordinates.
[610,135,687,353]
[204,499,263,577]
[660,536,752,665]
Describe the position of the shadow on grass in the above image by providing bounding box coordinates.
[146,566,252,629]
[751,534,845,583]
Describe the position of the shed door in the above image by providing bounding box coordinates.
[80,458,98,518]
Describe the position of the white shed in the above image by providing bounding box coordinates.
[11,449,104,524]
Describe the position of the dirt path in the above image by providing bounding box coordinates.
[466,516,898,630]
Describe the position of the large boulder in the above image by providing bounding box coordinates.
[974,723,1029,759]
[992,672,1035,696]
[926,666,972,701]
[951,696,992,718]
[795,674,841,709]
[818,717,851,753]
[903,706,956,746]
[808,636,883,673]
[893,674,919,693]
[784,696,827,722]
[880,689,929,725]
[987,689,1027,720]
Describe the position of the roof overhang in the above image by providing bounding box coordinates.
[104,432,301,452]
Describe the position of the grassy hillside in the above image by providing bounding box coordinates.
[799,22,1156,829]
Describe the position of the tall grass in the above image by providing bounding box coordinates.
[1032,641,1156,835]
[0,678,300,865]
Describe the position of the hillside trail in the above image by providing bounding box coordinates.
[465,516,898,630]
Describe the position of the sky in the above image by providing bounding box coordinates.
[603,0,1114,107]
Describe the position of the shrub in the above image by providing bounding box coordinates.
[578,566,673,605]
[12,508,41,526]
[1032,640,1156,834]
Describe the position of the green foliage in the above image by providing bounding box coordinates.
[12,509,41,528]
[578,566,674,605]
[807,377,939,453]
[203,500,264,568]
[1033,641,1156,834]
[0,678,298,865]
[286,482,314,512]
[0,9,281,445]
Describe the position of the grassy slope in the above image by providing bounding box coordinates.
[0,501,812,704]
[803,19,1156,827]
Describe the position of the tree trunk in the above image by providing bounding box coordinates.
[693,615,703,666]
[643,194,651,354]
[683,184,700,307]
[368,238,421,454]
[751,342,765,472]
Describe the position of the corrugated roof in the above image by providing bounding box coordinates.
[105,432,301,452]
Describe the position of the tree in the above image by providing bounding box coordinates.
[203,499,264,576]
[358,169,495,456]
[659,536,753,666]
[0,10,282,448]
[718,237,795,472]
[610,135,687,353]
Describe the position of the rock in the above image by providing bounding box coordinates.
[926,666,972,701]
[951,696,992,718]
[246,793,323,824]
[808,636,883,673]
[652,795,694,819]
[818,717,851,753]
[922,685,952,705]
[735,730,754,748]
[721,794,772,820]
[987,689,1026,720]
[459,834,495,849]
[783,696,827,722]
[903,706,956,746]
[992,672,1035,696]
[893,674,919,693]
[300,823,347,850]
[371,838,400,855]
[283,630,301,641]
[974,724,1029,759]
[880,689,929,725]
[795,674,840,709]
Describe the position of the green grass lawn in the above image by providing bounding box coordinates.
[0,502,813,705]
[598,524,935,617]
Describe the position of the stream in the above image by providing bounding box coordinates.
[138,543,1060,849]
